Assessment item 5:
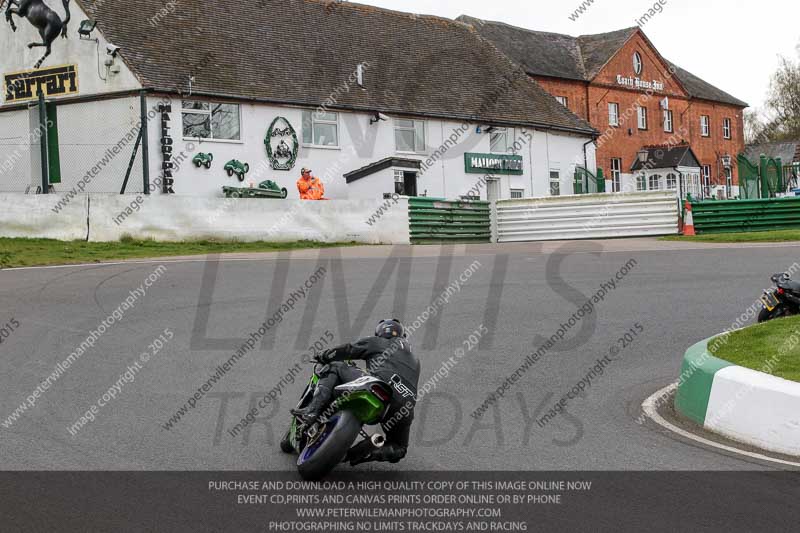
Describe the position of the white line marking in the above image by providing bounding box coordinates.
[3,239,800,273]
[642,383,800,468]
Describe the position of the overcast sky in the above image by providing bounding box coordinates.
[360,0,798,112]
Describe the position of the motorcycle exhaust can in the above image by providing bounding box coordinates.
[371,434,386,448]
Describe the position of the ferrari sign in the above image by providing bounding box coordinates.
[3,64,78,104]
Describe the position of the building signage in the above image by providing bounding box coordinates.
[3,64,78,104]
[464,153,523,175]
[616,75,664,92]
[158,104,175,194]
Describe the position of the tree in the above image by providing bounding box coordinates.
[753,49,800,143]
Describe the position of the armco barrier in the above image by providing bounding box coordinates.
[691,196,800,234]
[0,194,410,244]
[495,191,678,242]
[408,197,491,244]
[0,193,89,241]
[675,335,800,457]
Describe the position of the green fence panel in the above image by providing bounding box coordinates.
[737,154,760,200]
[408,197,491,244]
[690,196,800,234]
[573,166,604,195]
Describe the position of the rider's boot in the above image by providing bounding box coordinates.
[291,385,332,425]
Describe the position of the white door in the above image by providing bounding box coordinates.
[487,179,501,202]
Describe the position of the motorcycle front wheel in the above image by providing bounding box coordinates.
[758,306,790,323]
[297,410,361,481]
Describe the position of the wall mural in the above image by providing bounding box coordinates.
[4,0,71,69]
[265,116,298,171]
[192,152,213,169]
[224,159,249,182]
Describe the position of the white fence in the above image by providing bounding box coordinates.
[0,193,410,245]
[495,191,679,242]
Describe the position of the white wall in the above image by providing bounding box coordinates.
[0,192,88,240]
[89,195,410,244]
[0,193,411,244]
[347,167,398,199]
[145,95,596,202]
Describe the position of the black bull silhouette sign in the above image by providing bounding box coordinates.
[3,0,71,69]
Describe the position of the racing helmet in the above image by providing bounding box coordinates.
[375,319,405,339]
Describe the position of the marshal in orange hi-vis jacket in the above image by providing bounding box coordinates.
[297,168,325,200]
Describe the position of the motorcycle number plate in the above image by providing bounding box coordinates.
[761,291,780,311]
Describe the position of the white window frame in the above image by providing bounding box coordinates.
[394,118,427,154]
[490,127,516,154]
[610,158,622,193]
[666,173,677,190]
[302,110,340,148]
[549,170,561,197]
[701,115,710,137]
[663,110,673,133]
[510,188,524,199]
[648,174,662,191]
[702,165,711,196]
[555,96,568,107]
[633,52,643,75]
[608,103,619,127]
[723,118,731,139]
[637,106,648,130]
[181,101,242,143]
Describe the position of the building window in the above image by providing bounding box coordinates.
[549,171,561,196]
[636,174,646,191]
[394,118,426,153]
[701,115,710,137]
[666,173,677,190]
[637,106,648,130]
[648,174,662,191]
[702,165,711,196]
[663,110,673,133]
[633,52,643,75]
[510,189,524,199]
[182,101,241,141]
[723,118,732,139]
[608,103,619,126]
[555,96,568,107]
[490,128,515,154]
[610,158,622,192]
[302,110,339,147]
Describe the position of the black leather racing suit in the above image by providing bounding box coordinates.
[318,336,421,463]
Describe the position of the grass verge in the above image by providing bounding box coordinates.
[662,230,800,243]
[709,315,800,382]
[0,238,355,269]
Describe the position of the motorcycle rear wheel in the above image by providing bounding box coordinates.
[297,410,361,481]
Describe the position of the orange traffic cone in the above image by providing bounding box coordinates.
[683,199,696,236]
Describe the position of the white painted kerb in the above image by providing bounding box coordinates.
[705,366,800,456]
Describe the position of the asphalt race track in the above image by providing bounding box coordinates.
[2,238,800,473]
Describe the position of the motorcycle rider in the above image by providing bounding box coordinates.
[291,319,420,465]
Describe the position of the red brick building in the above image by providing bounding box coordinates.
[459,18,748,198]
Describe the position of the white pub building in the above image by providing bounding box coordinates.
[0,0,598,201]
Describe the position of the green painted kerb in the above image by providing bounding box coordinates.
[674,337,733,425]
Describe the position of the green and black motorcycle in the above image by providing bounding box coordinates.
[281,363,393,480]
